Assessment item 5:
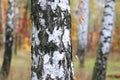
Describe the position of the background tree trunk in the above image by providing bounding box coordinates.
[76,0,89,67]
[98,0,104,28]
[1,0,5,51]
[13,0,19,55]
[92,0,115,80]
[0,0,14,79]
[31,0,73,80]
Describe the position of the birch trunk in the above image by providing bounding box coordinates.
[92,0,115,80]
[31,0,73,80]
[0,0,14,79]
[1,0,5,50]
[76,0,89,67]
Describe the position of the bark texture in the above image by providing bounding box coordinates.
[0,0,14,79]
[92,0,115,80]
[31,0,73,80]
[76,0,89,67]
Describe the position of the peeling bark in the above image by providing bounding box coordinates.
[0,0,14,79]
[31,0,73,80]
[92,0,115,80]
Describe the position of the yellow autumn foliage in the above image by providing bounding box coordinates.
[21,37,31,52]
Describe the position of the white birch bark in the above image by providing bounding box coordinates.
[92,0,115,80]
[0,0,14,79]
[31,0,73,80]
[76,0,89,67]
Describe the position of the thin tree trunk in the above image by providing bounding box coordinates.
[88,13,94,51]
[76,0,89,67]
[13,0,19,55]
[1,0,5,50]
[92,0,115,80]
[98,0,104,28]
[31,0,73,80]
[0,0,14,79]
[18,2,24,49]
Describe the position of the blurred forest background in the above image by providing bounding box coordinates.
[0,0,120,80]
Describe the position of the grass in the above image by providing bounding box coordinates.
[73,51,120,80]
[0,50,31,80]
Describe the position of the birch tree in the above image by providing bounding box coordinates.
[76,0,89,67]
[31,0,73,80]
[0,0,14,79]
[0,0,5,50]
[92,0,115,80]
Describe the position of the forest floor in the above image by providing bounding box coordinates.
[73,51,120,80]
[0,50,31,80]
[0,49,120,80]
